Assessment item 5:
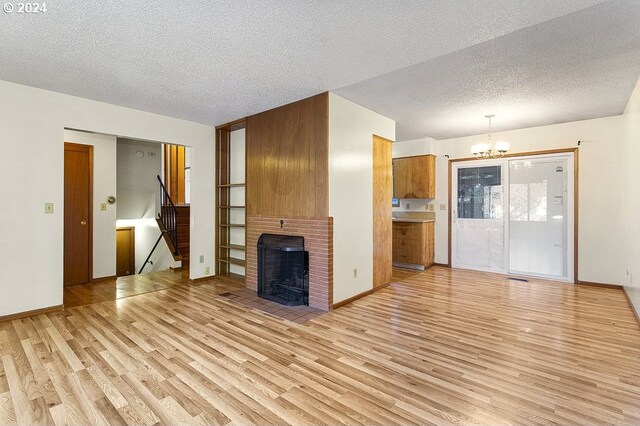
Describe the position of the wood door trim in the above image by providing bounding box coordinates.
[448,147,579,163]
[447,147,579,283]
[215,118,247,131]
[64,142,93,285]
[373,134,393,288]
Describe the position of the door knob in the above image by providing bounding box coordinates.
[80,221,87,226]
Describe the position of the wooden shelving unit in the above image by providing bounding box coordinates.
[215,120,246,281]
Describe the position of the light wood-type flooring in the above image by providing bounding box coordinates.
[64,270,323,323]
[2,266,640,425]
[64,269,192,308]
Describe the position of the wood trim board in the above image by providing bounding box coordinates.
[0,305,64,323]
[332,283,390,309]
[90,275,117,283]
[373,134,393,288]
[577,280,623,289]
[623,287,640,328]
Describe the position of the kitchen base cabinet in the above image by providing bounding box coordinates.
[392,221,434,269]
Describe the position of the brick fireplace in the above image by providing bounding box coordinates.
[246,216,333,311]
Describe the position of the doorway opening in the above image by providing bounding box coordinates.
[450,150,576,282]
[63,129,193,306]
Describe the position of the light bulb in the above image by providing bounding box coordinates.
[494,141,509,153]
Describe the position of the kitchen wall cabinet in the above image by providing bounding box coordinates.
[392,154,436,199]
[392,221,434,269]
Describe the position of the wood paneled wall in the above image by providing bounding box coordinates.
[164,144,186,205]
[246,93,328,217]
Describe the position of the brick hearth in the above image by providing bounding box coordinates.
[246,216,333,311]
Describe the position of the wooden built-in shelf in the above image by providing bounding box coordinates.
[220,244,245,251]
[216,120,247,281]
[217,183,245,188]
[218,257,246,267]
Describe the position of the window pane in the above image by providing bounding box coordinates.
[457,166,502,219]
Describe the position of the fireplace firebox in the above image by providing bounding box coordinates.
[257,234,309,306]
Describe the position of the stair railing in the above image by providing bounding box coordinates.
[139,175,179,273]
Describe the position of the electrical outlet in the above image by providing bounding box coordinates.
[440,204,447,210]
[205,266,210,275]
[353,268,358,278]
[199,255,204,264]
[406,202,411,210]
[44,203,54,214]
[100,203,107,211]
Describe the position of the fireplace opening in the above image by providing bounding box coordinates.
[257,234,309,306]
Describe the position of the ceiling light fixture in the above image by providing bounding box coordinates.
[471,114,509,159]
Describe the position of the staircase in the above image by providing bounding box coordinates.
[139,175,190,273]
[175,205,190,265]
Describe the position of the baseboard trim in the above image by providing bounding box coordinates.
[433,263,450,268]
[190,276,214,283]
[0,304,64,323]
[333,282,390,309]
[623,287,640,328]
[91,275,116,283]
[577,280,623,290]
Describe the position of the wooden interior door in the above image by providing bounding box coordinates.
[64,143,93,286]
[116,227,135,277]
[373,135,393,288]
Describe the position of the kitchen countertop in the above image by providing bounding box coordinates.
[392,218,435,223]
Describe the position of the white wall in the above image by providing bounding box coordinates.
[433,115,627,285]
[392,137,435,158]
[64,130,117,279]
[116,139,175,273]
[116,139,161,220]
[0,80,214,317]
[329,93,395,303]
[623,78,640,316]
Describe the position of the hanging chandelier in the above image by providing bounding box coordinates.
[471,114,509,159]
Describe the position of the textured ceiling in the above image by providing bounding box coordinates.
[0,0,612,133]
[335,0,640,140]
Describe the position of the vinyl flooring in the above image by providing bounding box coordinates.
[2,266,639,425]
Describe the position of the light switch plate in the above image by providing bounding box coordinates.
[44,203,54,214]
[440,204,447,210]
[428,204,435,211]
[100,203,107,211]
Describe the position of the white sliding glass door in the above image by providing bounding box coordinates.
[508,156,573,281]
[452,162,506,273]
[451,153,574,282]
